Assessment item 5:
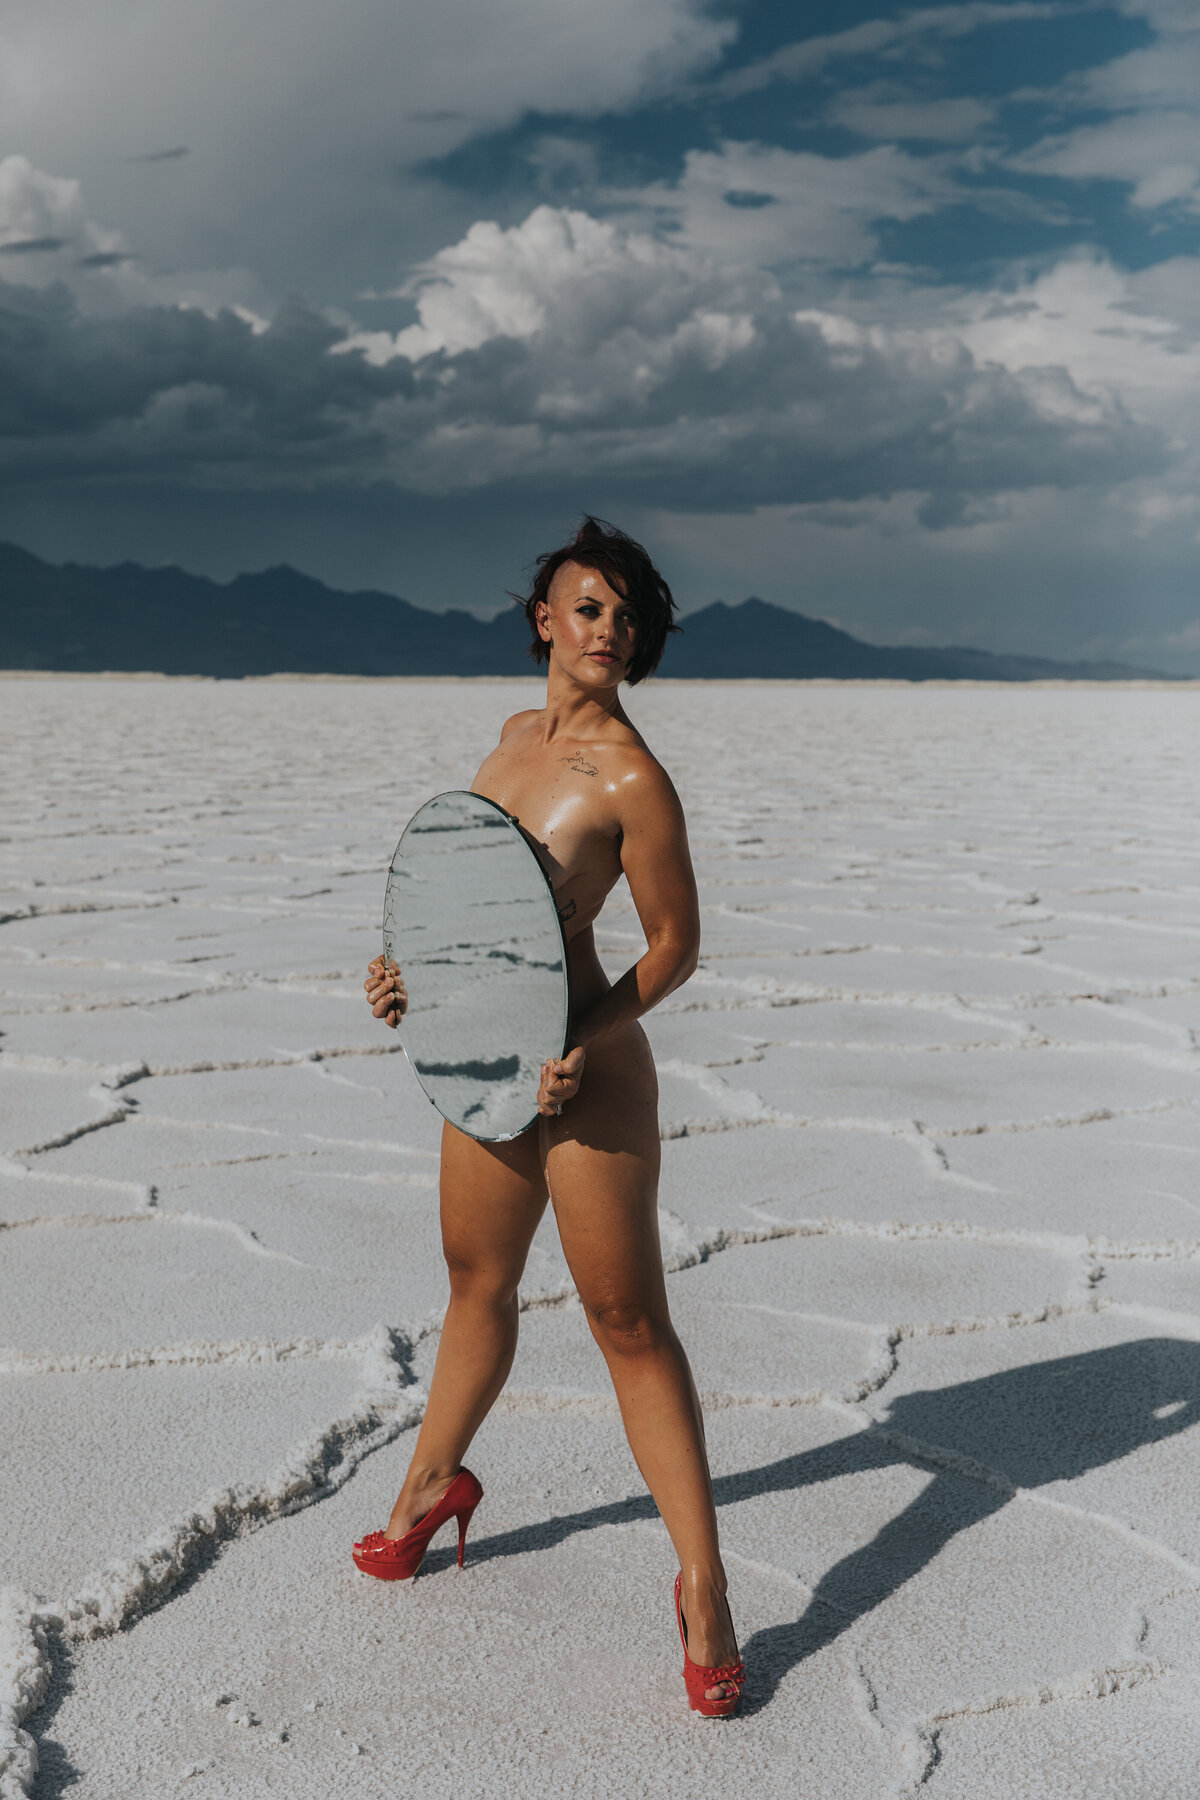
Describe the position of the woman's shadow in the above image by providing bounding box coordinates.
[455,1337,1200,1709]
[728,1335,1200,1707]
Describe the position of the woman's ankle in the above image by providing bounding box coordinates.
[402,1461,460,1497]
[680,1561,727,1602]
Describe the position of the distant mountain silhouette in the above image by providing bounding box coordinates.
[0,541,1173,682]
[659,597,1173,681]
[0,541,530,678]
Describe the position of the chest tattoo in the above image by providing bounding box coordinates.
[562,753,598,777]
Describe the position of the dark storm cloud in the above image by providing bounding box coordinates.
[0,283,409,475]
[373,309,1166,514]
[0,256,1167,517]
[0,236,68,254]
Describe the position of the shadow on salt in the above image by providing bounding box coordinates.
[420,1336,1200,1713]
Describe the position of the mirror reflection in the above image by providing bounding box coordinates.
[382,790,570,1141]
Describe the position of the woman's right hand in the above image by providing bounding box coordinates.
[537,1045,585,1117]
[365,955,407,1030]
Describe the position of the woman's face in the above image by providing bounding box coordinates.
[537,561,638,690]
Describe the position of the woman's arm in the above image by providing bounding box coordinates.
[575,757,701,1048]
[536,757,697,1118]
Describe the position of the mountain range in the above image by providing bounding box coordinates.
[0,540,1173,682]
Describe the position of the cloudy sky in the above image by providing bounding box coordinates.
[2,0,1199,666]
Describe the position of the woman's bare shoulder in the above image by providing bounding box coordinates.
[499,708,543,742]
[607,734,681,809]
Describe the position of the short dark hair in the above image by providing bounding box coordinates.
[516,515,680,685]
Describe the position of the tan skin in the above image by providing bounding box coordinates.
[363,563,739,1696]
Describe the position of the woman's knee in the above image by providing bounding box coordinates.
[584,1295,673,1359]
[443,1244,523,1307]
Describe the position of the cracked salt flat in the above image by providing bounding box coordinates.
[1,677,1198,1799]
[0,987,374,1067]
[654,998,1029,1051]
[0,1064,132,1156]
[720,1040,1198,1125]
[861,1311,1200,1567]
[923,1676,1200,1800]
[32,1415,900,1799]
[491,1236,1087,1414]
[941,1117,1200,1238]
[0,1359,364,1597]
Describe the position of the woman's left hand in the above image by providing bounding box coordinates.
[538,1046,586,1117]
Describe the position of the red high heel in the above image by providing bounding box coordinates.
[674,1573,745,1718]
[352,1469,483,1580]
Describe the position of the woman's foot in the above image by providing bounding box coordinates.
[353,1468,483,1580]
[384,1468,460,1541]
[678,1570,740,1704]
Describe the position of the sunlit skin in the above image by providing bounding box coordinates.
[364,562,739,1696]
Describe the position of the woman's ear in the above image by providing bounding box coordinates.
[535,598,552,644]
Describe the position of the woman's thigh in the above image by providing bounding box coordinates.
[439,1119,549,1288]
[543,1024,667,1315]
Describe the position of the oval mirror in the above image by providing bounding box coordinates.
[382,790,571,1142]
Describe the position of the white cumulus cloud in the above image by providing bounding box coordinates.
[340,205,758,364]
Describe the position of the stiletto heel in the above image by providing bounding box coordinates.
[674,1573,745,1718]
[456,1504,476,1568]
[352,1468,483,1581]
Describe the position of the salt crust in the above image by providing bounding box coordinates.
[1,985,369,1069]
[1,678,1198,1796]
[923,1675,1200,1800]
[32,1414,902,1800]
[0,1358,365,1597]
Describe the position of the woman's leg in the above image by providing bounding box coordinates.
[385,1120,548,1538]
[544,1026,738,1695]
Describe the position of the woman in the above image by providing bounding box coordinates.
[355,517,744,1716]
